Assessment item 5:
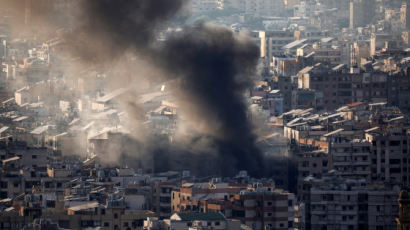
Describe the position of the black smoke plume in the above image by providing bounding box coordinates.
[159,24,264,177]
[65,0,186,64]
[69,0,266,177]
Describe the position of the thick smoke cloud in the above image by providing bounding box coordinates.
[159,25,264,176]
[67,0,265,177]
[66,0,185,64]
[83,0,185,48]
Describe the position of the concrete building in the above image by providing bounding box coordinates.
[370,33,394,57]
[144,212,241,230]
[349,0,376,29]
[271,55,298,76]
[401,1,410,30]
[171,182,244,213]
[188,0,220,13]
[330,138,372,181]
[260,30,296,62]
[244,0,286,17]
[150,181,178,218]
[14,87,30,106]
[305,174,400,230]
[351,41,371,66]
[251,88,284,116]
[365,126,410,186]
[224,188,296,230]
[283,39,308,56]
[296,64,391,110]
[283,101,410,203]
[297,38,342,65]
[272,75,297,112]
[0,203,155,230]
[170,181,296,230]
[296,149,330,200]
[291,88,319,110]
[266,90,284,116]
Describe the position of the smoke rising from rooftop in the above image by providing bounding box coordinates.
[66,0,265,177]
[159,24,264,176]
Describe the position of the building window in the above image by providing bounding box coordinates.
[215,222,220,226]
[288,221,293,228]
[46,200,55,208]
[32,155,37,159]
[104,222,109,227]
[114,213,118,219]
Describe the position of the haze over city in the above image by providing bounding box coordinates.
[0,0,409,230]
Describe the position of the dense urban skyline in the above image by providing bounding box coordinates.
[0,0,409,230]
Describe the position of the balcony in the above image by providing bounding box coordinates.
[352,152,370,156]
[353,160,371,165]
[333,161,352,166]
[332,152,352,157]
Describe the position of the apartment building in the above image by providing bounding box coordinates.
[401,1,410,30]
[297,64,390,110]
[272,75,297,112]
[292,134,372,198]
[150,181,178,218]
[171,181,296,230]
[263,30,296,61]
[329,137,372,181]
[365,126,410,186]
[304,174,399,230]
[0,203,155,230]
[144,212,241,230]
[0,153,60,199]
[296,149,330,200]
[252,0,286,17]
[171,182,244,213]
[370,34,394,56]
[297,38,342,65]
[284,102,409,200]
[224,188,296,230]
[188,0,220,13]
[349,0,376,29]
[291,88,319,110]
